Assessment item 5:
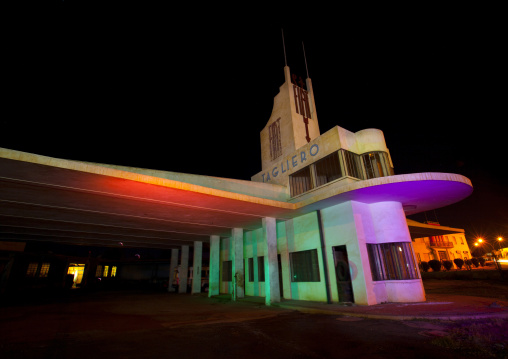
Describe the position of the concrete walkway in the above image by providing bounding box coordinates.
[271,293,508,321]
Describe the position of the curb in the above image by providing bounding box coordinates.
[274,304,508,321]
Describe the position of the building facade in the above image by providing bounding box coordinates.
[411,228,472,265]
[0,65,473,306]
[211,66,473,305]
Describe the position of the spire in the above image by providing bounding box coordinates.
[281,28,287,67]
[302,42,309,79]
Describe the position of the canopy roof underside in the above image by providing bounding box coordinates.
[0,148,472,249]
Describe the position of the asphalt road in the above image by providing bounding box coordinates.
[1,279,507,359]
[0,294,456,359]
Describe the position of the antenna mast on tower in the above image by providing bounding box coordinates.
[281,28,287,67]
[302,42,309,78]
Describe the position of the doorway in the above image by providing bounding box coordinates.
[332,246,354,303]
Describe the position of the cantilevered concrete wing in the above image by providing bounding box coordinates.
[0,147,473,250]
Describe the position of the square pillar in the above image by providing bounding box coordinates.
[179,245,189,294]
[168,248,179,292]
[232,228,244,300]
[263,217,280,305]
[192,241,203,294]
[208,235,220,297]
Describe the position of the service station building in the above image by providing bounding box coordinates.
[0,66,473,306]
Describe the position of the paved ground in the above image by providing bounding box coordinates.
[1,279,508,358]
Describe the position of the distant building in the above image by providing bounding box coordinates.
[410,222,472,266]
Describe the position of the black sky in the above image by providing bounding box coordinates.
[2,6,505,247]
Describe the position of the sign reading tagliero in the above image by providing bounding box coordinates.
[261,144,319,183]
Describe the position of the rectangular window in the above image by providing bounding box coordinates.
[258,257,265,282]
[95,265,103,277]
[362,152,394,179]
[367,242,419,281]
[26,262,38,277]
[341,150,363,179]
[103,265,109,277]
[39,263,50,278]
[222,260,232,282]
[248,258,254,282]
[111,266,117,277]
[314,152,342,187]
[289,166,313,197]
[290,249,320,282]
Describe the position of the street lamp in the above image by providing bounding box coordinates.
[475,238,500,270]
[497,237,504,249]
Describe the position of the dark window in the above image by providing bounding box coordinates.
[341,150,363,179]
[95,265,103,277]
[289,166,313,197]
[290,249,320,282]
[222,260,232,282]
[362,152,394,179]
[269,118,282,161]
[367,242,419,281]
[258,257,265,282]
[314,152,342,187]
[248,258,254,282]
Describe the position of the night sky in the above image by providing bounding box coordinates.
[2,7,505,248]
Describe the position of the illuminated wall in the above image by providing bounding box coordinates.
[219,199,426,305]
[412,232,472,264]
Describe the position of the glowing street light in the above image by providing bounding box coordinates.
[477,239,495,251]
[475,238,501,270]
[497,237,504,249]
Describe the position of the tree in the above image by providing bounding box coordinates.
[453,258,464,270]
[442,260,453,271]
[465,259,472,270]
[428,259,442,272]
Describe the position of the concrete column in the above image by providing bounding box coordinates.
[168,249,179,292]
[208,235,220,297]
[192,241,203,294]
[232,228,244,300]
[263,217,280,305]
[178,245,189,294]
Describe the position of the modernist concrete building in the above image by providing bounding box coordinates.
[0,66,473,305]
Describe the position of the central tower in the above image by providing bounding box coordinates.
[259,66,320,171]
